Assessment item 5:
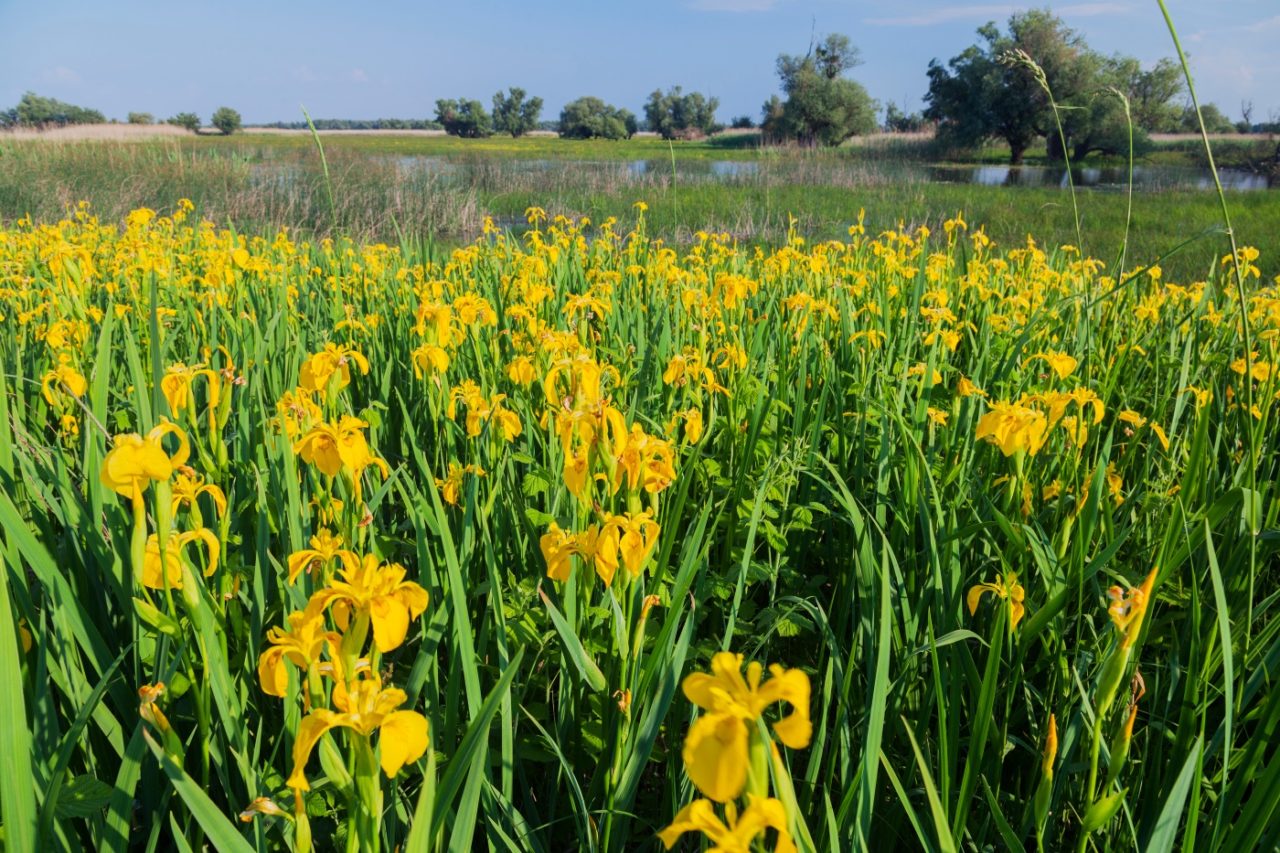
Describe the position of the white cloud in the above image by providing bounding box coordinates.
[866,3,1128,27]
[350,68,370,83]
[289,65,321,83]
[690,0,778,11]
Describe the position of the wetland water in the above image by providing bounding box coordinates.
[389,155,1275,192]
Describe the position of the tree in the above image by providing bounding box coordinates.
[558,97,636,140]
[127,112,154,125]
[644,87,720,139]
[730,115,755,129]
[168,112,201,132]
[434,99,493,138]
[1177,102,1236,134]
[762,34,877,145]
[491,88,543,138]
[927,12,1183,163]
[926,12,1094,164]
[1050,55,1169,161]
[1238,101,1254,134]
[10,92,105,127]
[1124,58,1182,131]
[884,102,926,133]
[211,107,242,135]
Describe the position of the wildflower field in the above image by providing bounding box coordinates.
[1,200,1277,852]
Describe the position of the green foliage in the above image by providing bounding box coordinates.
[643,86,720,139]
[926,11,1094,163]
[127,112,154,125]
[730,115,755,129]
[926,11,1184,163]
[434,99,493,138]
[210,107,242,136]
[763,33,878,145]
[1123,57,1184,131]
[5,91,105,127]
[558,97,636,140]
[1177,102,1237,134]
[167,112,201,132]
[491,88,543,138]
[883,102,927,133]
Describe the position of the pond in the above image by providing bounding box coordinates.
[925,164,1273,191]
[387,155,1274,192]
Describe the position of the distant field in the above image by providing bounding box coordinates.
[0,131,1276,280]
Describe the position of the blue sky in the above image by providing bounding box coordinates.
[1,1,1275,125]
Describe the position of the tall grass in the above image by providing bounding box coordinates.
[1,139,1276,280]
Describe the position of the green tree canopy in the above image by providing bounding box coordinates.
[167,113,201,132]
[762,33,877,146]
[1177,102,1237,134]
[491,88,543,138]
[210,106,242,135]
[127,112,154,125]
[644,87,720,139]
[435,99,493,138]
[558,97,636,140]
[925,11,1183,163]
[925,11,1094,164]
[8,92,105,127]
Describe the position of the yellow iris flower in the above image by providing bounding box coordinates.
[287,529,360,584]
[612,425,677,495]
[298,343,369,395]
[540,523,577,583]
[294,415,390,483]
[975,400,1048,457]
[435,461,486,507]
[307,554,429,652]
[967,572,1026,631]
[604,511,660,586]
[286,674,428,790]
[658,797,795,853]
[141,528,219,590]
[40,363,88,406]
[680,653,811,803]
[170,471,228,518]
[1030,351,1079,380]
[160,362,221,416]
[257,608,339,698]
[411,343,449,378]
[1107,567,1158,650]
[101,421,190,507]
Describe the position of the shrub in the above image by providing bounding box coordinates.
[434,99,493,138]
[211,107,242,135]
[644,87,720,139]
[491,88,543,138]
[167,112,201,132]
[559,97,636,140]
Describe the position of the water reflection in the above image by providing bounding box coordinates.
[388,154,1273,192]
[928,164,1273,191]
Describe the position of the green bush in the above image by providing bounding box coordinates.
[211,107,242,135]
[559,97,636,140]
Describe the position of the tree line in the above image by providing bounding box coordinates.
[5,9,1276,159]
[0,95,243,135]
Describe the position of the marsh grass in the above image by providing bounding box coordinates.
[1,138,1276,279]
